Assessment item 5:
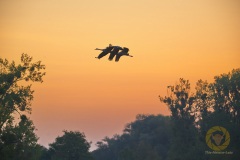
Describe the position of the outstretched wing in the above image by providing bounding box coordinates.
[96,51,109,59]
[115,53,121,62]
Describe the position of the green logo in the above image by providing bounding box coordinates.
[205,126,230,151]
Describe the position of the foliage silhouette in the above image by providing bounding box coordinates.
[93,68,240,160]
[92,114,171,160]
[48,130,93,160]
[0,53,45,160]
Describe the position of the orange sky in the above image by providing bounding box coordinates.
[1,0,239,150]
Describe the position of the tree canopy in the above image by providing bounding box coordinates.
[47,130,93,160]
[0,53,45,129]
[0,53,46,160]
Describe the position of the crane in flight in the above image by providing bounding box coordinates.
[115,47,133,62]
[95,44,114,59]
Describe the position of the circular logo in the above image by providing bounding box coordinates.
[205,126,230,151]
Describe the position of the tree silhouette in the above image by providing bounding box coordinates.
[48,130,93,160]
[0,53,46,159]
[159,78,204,160]
[0,53,45,130]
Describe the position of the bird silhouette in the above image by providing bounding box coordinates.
[108,46,122,61]
[95,44,113,59]
[115,47,133,62]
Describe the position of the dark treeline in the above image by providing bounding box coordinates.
[92,114,171,160]
[0,54,240,160]
[92,68,240,160]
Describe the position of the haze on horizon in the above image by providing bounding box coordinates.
[0,0,239,150]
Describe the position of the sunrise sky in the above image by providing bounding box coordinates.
[0,0,239,150]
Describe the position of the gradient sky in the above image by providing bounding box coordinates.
[1,0,239,150]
